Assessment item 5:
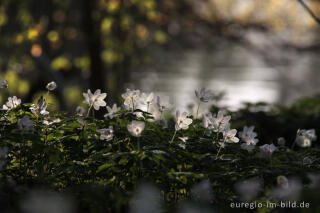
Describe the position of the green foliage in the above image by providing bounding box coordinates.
[0,100,320,212]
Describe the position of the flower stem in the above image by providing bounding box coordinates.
[196,102,200,119]
[86,105,93,117]
[137,137,141,152]
[202,130,206,137]
[137,137,143,178]
[170,130,177,143]
[215,138,226,160]
[215,146,223,160]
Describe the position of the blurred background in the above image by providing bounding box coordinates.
[1,0,320,112]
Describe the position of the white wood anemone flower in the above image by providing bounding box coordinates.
[97,126,114,141]
[104,103,121,119]
[195,88,215,103]
[259,144,277,155]
[238,126,259,145]
[121,89,140,111]
[214,111,231,132]
[175,110,193,131]
[83,89,107,111]
[46,81,57,91]
[222,125,239,143]
[216,123,239,160]
[30,96,49,115]
[297,129,317,141]
[202,113,213,128]
[18,115,34,132]
[140,92,154,112]
[156,95,171,113]
[241,133,259,147]
[295,136,312,148]
[295,129,317,148]
[127,120,145,137]
[3,96,21,110]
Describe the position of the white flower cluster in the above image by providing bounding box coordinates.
[202,111,231,133]
[121,89,141,111]
[2,96,21,111]
[121,89,172,118]
[81,88,172,121]
[202,110,239,143]
[1,77,318,157]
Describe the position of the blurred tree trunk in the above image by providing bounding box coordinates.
[83,0,105,91]
[83,0,106,118]
[111,0,130,104]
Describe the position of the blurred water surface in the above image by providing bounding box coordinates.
[132,33,320,110]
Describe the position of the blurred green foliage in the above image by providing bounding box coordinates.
[0,0,169,110]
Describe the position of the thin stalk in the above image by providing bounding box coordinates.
[215,145,223,160]
[45,90,49,101]
[203,129,209,137]
[19,145,22,176]
[215,137,226,160]
[296,0,320,25]
[195,102,200,119]
[137,137,143,178]
[137,137,141,152]
[86,104,93,117]
[170,130,177,143]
